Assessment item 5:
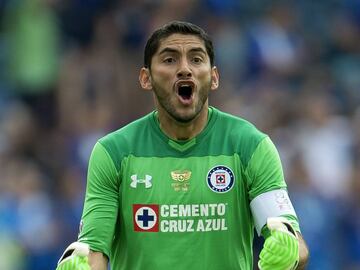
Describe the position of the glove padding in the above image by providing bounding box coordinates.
[258,217,299,270]
[56,242,91,270]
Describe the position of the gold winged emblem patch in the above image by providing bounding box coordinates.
[171,170,192,191]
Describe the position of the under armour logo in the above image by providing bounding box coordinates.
[130,174,152,188]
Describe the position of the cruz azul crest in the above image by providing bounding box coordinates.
[207,165,235,193]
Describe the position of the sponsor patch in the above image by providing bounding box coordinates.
[133,204,159,232]
[133,203,228,233]
[207,165,235,193]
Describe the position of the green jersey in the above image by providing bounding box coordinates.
[78,107,295,270]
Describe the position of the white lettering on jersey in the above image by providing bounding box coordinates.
[160,203,227,218]
[135,203,228,233]
[160,220,195,232]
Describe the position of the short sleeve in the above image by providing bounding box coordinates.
[245,136,287,200]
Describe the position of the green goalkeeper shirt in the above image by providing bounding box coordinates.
[78,107,298,270]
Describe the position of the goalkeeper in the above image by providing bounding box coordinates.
[57,21,309,270]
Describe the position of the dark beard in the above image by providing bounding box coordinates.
[152,80,211,123]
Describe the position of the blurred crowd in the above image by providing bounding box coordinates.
[0,0,359,269]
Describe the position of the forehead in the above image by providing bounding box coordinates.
[156,33,206,53]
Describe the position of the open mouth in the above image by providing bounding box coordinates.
[176,81,195,103]
[178,85,193,100]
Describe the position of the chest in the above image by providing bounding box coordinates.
[119,155,246,203]
[117,154,252,234]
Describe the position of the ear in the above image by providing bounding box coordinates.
[210,66,219,91]
[139,67,152,90]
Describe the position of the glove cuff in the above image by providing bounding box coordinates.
[267,217,298,238]
[58,242,90,266]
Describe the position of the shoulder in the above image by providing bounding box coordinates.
[212,107,268,164]
[214,107,267,143]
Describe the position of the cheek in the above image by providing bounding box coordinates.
[151,68,173,85]
[197,68,212,83]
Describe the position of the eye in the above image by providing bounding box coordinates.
[163,57,175,63]
[192,57,203,64]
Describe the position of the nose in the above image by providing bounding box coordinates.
[177,59,192,78]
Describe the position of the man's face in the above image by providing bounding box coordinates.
[143,34,218,123]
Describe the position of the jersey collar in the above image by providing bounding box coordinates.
[150,107,218,152]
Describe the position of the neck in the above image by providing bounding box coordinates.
[157,104,209,141]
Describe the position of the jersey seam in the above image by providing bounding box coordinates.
[243,135,269,173]
[98,141,121,188]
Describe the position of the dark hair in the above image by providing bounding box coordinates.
[144,21,215,69]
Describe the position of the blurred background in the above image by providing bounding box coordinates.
[0,0,359,269]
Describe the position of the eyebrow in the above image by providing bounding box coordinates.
[158,47,207,55]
